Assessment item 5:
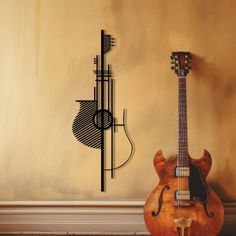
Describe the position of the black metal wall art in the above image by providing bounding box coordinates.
[72,30,134,192]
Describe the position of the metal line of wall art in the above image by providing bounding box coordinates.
[72,30,134,192]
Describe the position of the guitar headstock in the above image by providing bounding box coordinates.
[171,52,191,77]
[102,30,115,54]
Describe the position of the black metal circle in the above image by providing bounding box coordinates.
[93,109,113,130]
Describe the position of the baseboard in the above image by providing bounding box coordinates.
[0,201,235,235]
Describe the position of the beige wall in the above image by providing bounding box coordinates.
[0,0,235,201]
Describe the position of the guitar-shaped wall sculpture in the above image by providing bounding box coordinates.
[72,30,134,192]
[144,52,224,236]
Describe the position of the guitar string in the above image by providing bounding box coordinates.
[178,76,181,215]
[181,78,185,208]
[179,65,182,215]
[180,76,183,213]
[178,71,181,215]
[185,77,188,207]
[182,78,185,207]
[177,62,189,214]
[184,77,188,208]
[178,76,180,215]
[179,77,188,210]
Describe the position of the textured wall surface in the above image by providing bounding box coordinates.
[0,0,235,201]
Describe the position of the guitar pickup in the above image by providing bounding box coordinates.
[175,190,190,200]
[175,167,190,177]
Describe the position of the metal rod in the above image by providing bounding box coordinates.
[108,65,110,111]
[101,30,105,192]
[96,55,99,105]
[110,78,114,178]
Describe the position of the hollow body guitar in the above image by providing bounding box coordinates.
[144,52,224,236]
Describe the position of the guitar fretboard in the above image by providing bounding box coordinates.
[178,77,189,167]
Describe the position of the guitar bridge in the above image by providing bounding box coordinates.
[174,217,192,236]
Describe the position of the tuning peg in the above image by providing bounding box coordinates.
[110,37,115,46]
[93,57,98,64]
[171,66,175,70]
[170,55,174,60]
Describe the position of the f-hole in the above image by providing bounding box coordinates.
[151,185,170,217]
[203,202,215,218]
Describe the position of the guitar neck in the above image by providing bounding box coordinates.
[178,76,189,167]
[100,30,105,110]
[94,30,112,111]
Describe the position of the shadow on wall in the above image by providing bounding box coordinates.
[191,54,236,202]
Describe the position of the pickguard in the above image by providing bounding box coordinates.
[189,163,208,202]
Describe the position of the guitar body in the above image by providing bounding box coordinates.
[144,150,224,236]
[72,100,102,149]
